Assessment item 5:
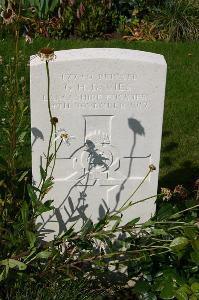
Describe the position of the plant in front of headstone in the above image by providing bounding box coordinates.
[0,0,31,244]
[0,8,61,295]
[1,64,160,293]
[127,184,199,300]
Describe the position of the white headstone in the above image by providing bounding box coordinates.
[30,48,167,240]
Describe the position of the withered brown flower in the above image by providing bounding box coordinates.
[0,8,16,25]
[149,164,156,172]
[174,185,188,199]
[161,187,173,201]
[38,47,56,62]
[51,117,59,125]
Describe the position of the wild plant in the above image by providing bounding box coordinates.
[0,2,199,300]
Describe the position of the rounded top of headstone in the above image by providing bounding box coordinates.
[30,48,166,67]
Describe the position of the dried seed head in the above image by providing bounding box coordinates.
[51,117,59,125]
[161,187,173,201]
[174,185,188,199]
[38,47,56,62]
[1,8,16,25]
[149,164,156,171]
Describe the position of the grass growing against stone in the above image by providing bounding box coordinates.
[0,38,198,188]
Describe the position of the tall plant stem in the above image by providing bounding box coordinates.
[118,169,151,213]
[50,139,62,177]
[46,61,53,121]
[38,61,55,200]
[10,1,21,180]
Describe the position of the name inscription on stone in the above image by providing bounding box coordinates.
[42,72,150,111]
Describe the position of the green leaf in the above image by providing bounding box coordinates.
[191,239,199,252]
[170,237,189,252]
[93,260,107,267]
[152,228,167,236]
[36,200,54,216]
[112,219,121,231]
[18,131,27,143]
[142,220,155,228]
[0,267,8,282]
[18,170,29,182]
[36,250,52,259]
[0,156,8,170]
[81,219,93,237]
[107,215,121,222]
[40,166,47,180]
[156,203,177,220]
[160,285,176,299]
[27,184,38,204]
[177,284,192,296]
[183,227,198,239]
[49,0,59,12]
[190,251,199,265]
[175,285,191,300]
[191,282,199,293]
[21,201,29,225]
[125,217,140,227]
[94,217,108,231]
[134,280,151,293]
[141,293,157,300]
[0,259,27,271]
[42,177,53,191]
[176,289,188,300]
[26,231,36,249]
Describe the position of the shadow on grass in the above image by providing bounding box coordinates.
[159,160,199,189]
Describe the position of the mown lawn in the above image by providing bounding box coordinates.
[0,38,198,188]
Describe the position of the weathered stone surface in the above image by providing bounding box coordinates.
[30,48,167,240]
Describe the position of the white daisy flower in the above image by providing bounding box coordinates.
[54,129,75,145]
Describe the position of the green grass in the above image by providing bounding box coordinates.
[0,37,198,188]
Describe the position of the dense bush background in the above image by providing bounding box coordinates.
[0,0,198,40]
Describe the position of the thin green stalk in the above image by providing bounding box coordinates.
[78,245,170,262]
[107,250,171,266]
[151,238,172,243]
[45,124,54,174]
[50,140,62,177]
[46,61,52,121]
[119,169,151,212]
[154,221,187,225]
[8,1,22,189]
[38,61,54,198]
[169,204,199,218]
[118,193,157,213]
[10,25,19,178]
